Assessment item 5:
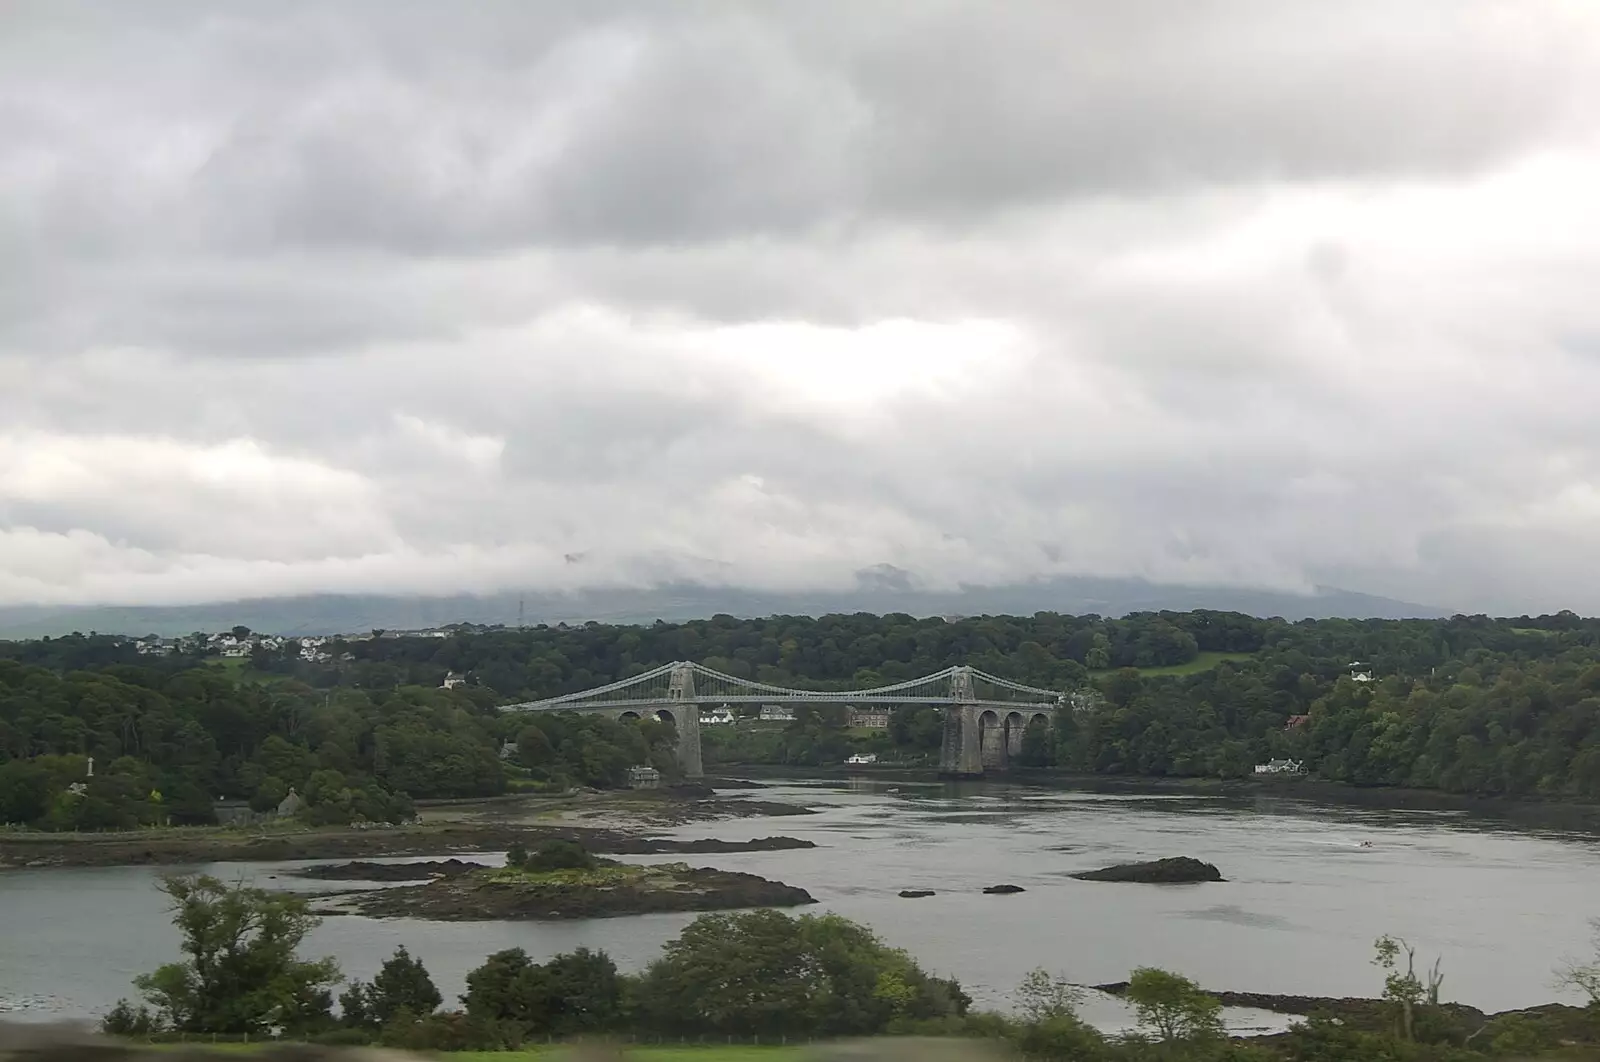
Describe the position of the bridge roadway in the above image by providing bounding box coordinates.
[499,661,1063,779]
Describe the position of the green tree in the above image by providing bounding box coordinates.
[1372,935,1443,1041]
[250,775,289,814]
[1123,967,1223,1045]
[516,725,555,768]
[1555,918,1600,1009]
[462,947,621,1036]
[131,874,341,1033]
[338,982,371,1029]
[1016,968,1084,1023]
[521,838,593,872]
[633,909,966,1039]
[368,945,441,1025]
[1009,967,1105,1060]
[1085,633,1112,670]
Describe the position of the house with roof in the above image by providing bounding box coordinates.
[1253,758,1305,775]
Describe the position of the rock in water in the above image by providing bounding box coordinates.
[898,889,935,898]
[1070,856,1223,883]
[982,884,1025,894]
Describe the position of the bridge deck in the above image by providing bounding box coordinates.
[501,696,1058,712]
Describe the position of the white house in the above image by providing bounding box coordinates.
[442,671,468,690]
[1254,758,1305,775]
[699,707,736,726]
[1348,661,1375,683]
[758,705,796,722]
[845,753,878,766]
[848,707,890,729]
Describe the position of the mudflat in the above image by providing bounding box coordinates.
[0,788,816,869]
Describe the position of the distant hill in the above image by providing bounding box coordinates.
[0,575,1449,639]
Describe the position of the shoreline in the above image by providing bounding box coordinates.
[0,787,815,870]
[10,765,1600,870]
[1090,981,1598,1043]
[722,762,1600,834]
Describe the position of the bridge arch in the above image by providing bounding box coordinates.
[979,709,1006,769]
[618,710,641,724]
[1004,710,1026,758]
[654,708,678,725]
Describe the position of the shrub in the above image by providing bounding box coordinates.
[523,839,594,872]
[101,999,160,1036]
[380,1009,513,1052]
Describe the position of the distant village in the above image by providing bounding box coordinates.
[123,625,466,663]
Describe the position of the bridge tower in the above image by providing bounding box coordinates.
[663,662,704,779]
[939,666,986,778]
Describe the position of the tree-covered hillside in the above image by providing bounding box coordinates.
[4,609,1600,829]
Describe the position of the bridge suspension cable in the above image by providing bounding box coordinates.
[499,659,1066,713]
[507,660,679,708]
[686,661,961,700]
[966,667,1070,700]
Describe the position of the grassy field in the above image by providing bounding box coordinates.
[204,658,295,685]
[144,1046,805,1060]
[1113,651,1255,677]
[449,1049,804,1062]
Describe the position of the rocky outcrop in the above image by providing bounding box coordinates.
[898,889,936,898]
[1070,857,1223,883]
[615,836,816,854]
[296,859,482,881]
[982,884,1025,894]
[0,821,814,870]
[345,863,816,921]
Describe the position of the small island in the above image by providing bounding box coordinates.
[1070,856,1224,883]
[296,858,484,881]
[330,839,815,921]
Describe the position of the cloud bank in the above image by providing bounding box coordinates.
[5,1,1600,614]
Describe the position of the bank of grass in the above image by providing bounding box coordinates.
[485,861,652,887]
[141,1043,805,1060]
[450,1048,804,1061]
[203,657,294,686]
[1117,651,1255,677]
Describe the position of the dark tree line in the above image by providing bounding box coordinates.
[9,610,1600,825]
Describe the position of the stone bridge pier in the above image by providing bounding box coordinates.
[938,704,1055,778]
[605,663,704,778]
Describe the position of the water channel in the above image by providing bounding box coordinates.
[3,779,1598,1032]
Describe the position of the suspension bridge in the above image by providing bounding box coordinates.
[500,661,1066,778]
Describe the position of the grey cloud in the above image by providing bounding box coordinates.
[5,1,1596,262]
[4,2,1600,614]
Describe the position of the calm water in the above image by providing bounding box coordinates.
[3,779,1598,1031]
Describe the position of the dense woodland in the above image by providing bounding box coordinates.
[5,609,1600,828]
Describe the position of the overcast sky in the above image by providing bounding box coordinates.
[4,1,1600,615]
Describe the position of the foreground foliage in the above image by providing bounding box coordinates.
[113,875,341,1034]
[100,883,1600,1060]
